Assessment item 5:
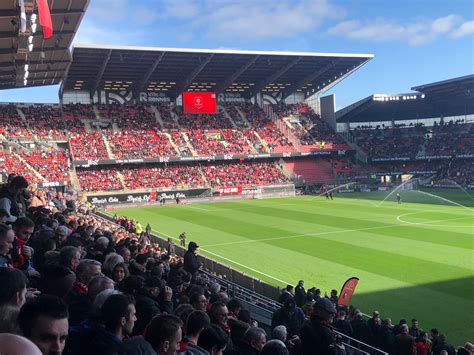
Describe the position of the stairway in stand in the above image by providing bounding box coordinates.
[284,158,335,184]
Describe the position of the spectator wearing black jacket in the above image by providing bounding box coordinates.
[333,311,353,339]
[131,276,173,336]
[377,318,395,353]
[351,311,376,346]
[300,297,337,355]
[294,280,306,307]
[432,334,456,355]
[271,298,305,339]
[76,294,137,355]
[184,241,201,277]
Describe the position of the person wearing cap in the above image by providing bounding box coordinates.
[300,297,338,355]
[271,298,305,351]
[184,241,201,277]
[133,276,173,336]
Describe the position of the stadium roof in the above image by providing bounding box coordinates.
[412,74,474,99]
[0,0,89,90]
[336,74,474,123]
[61,44,373,99]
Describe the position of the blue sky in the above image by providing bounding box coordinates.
[0,0,472,109]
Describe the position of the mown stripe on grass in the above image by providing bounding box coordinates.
[210,203,474,249]
[266,236,473,300]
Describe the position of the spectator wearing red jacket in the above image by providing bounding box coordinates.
[416,331,432,355]
[11,217,35,271]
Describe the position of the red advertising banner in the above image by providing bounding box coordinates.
[149,191,157,201]
[183,92,217,114]
[338,277,359,306]
[218,186,242,195]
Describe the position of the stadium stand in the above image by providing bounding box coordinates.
[69,132,110,160]
[76,167,123,192]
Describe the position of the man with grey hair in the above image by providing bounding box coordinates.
[272,325,288,343]
[88,275,114,300]
[241,327,267,354]
[76,259,102,286]
[55,225,71,246]
[67,259,102,326]
[393,323,415,355]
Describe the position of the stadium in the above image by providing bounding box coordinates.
[0,1,473,354]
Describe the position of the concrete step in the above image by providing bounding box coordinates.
[101,134,116,159]
[13,152,47,182]
[151,105,165,130]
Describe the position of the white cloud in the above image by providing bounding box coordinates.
[73,19,148,46]
[450,20,474,38]
[168,0,345,41]
[328,14,469,46]
[161,0,200,19]
[431,15,462,34]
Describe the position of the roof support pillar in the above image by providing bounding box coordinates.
[90,49,112,99]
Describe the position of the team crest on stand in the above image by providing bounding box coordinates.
[194,96,204,109]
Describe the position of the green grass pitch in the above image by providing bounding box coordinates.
[113,190,473,344]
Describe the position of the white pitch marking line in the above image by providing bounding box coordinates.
[151,228,291,285]
[396,212,473,225]
[201,215,474,248]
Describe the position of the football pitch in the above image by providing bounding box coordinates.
[113,189,473,344]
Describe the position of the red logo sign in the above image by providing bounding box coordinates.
[218,186,242,195]
[183,92,217,114]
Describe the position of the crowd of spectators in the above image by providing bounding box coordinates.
[98,104,157,130]
[435,159,474,187]
[1,175,471,355]
[272,103,345,147]
[121,165,206,190]
[76,161,289,192]
[354,127,425,159]
[202,161,288,188]
[353,121,474,160]
[237,104,297,152]
[105,130,177,159]
[1,102,351,161]
[0,151,41,184]
[0,104,30,139]
[425,123,474,157]
[69,132,110,161]
[76,168,123,192]
[272,281,470,355]
[20,150,71,184]
[21,105,84,140]
[186,129,255,156]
